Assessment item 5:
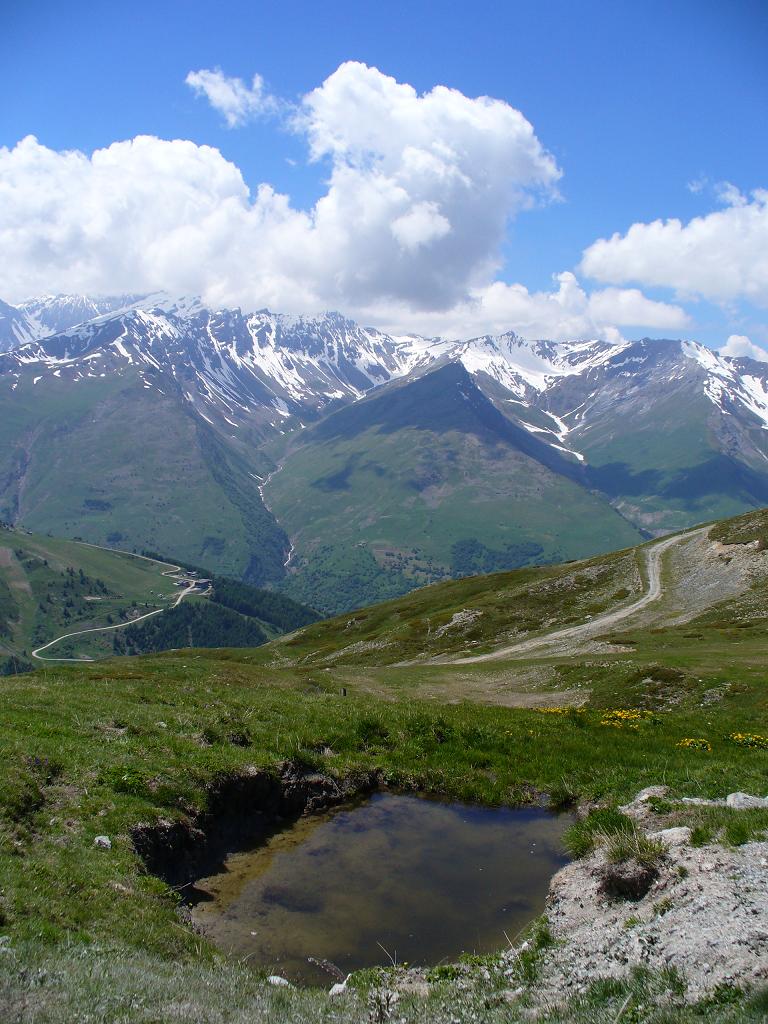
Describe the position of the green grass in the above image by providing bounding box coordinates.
[2,943,766,1024]
[0,650,765,956]
[0,507,767,1020]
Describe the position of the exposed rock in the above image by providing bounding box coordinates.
[619,786,669,821]
[536,803,768,1004]
[93,835,111,849]
[634,785,669,802]
[677,791,768,810]
[434,609,482,638]
[726,792,768,809]
[267,975,292,988]
[646,826,691,846]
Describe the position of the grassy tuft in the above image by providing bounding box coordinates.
[564,808,635,858]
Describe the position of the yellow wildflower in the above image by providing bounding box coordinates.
[676,737,712,752]
[728,732,768,750]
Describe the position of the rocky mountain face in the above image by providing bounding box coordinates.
[0,293,766,610]
[0,294,140,352]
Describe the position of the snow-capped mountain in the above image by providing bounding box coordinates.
[2,293,767,448]
[0,294,142,353]
[3,292,768,456]
[0,299,40,352]
[0,296,445,436]
[1,291,768,599]
[19,294,143,337]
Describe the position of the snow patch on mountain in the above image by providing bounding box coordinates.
[683,340,768,429]
[4,293,768,457]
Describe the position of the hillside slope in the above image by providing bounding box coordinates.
[264,362,644,613]
[0,526,317,665]
[0,508,766,1019]
[263,508,768,710]
[0,526,182,667]
[0,363,288,582]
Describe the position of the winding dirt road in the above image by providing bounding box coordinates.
[437,530,698,666]
[31,554,196,663]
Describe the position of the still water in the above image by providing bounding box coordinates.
[190,793,570,984]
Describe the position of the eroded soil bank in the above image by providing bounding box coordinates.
[131,761,381,889]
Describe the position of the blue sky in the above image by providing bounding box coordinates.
[1,0,767,349]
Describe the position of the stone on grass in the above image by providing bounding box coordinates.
[267,975,292,988]
[726,792,768,810]
[93,835,111,849]
[647,827,692,846]
[634,786,669,802]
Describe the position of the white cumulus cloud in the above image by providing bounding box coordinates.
[185,68,280,127]
[587,287,690,330]
[363,272,689,342]
[581,187,768,306]
[0,61,695,341]
[0,62,562,327]
[719,334,768,363]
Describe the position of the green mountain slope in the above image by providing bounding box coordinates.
[542,340,768,533]
[265,363,645,614]
[0,366,287,583]
[0,526,317,665]
[0,526,182,667]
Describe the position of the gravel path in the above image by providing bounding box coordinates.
[31,555,197,663]
[440,531,702,665]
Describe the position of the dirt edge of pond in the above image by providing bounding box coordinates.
[131,761,382,889]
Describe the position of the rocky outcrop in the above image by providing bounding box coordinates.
[529,790,768,1005]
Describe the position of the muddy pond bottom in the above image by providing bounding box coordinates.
[190,793,571,985]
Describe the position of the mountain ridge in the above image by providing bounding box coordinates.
[1,291,768,609]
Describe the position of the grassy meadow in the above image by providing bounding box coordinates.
[0,509,766,1020]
